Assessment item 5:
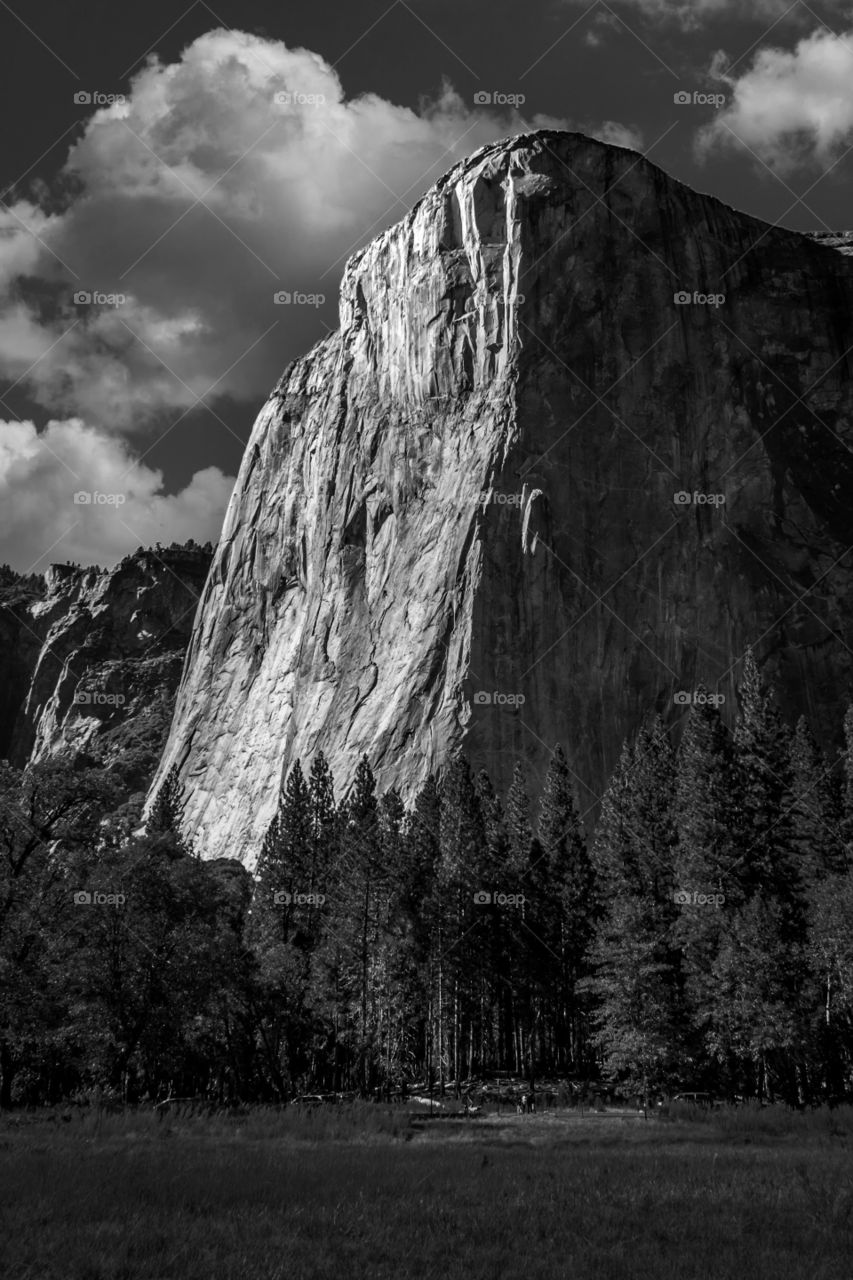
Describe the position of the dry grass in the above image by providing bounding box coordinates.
[1,1103,851,1278]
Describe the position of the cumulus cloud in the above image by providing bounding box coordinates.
[696,28,853,170]
[1,28,570,432]
[0,29,647,565]
[0,419,233,570]
[589,121,645,151]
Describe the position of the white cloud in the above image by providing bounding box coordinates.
[1,29,571,432]
[0,419,233,570]
[0,29,644,568]
[589,121,645,151]
[697,27,853,170]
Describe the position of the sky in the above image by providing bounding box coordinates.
[1,0,852,570]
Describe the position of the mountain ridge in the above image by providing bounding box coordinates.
[0,543,212,796]
[118,128,853,865]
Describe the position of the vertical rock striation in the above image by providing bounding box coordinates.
[149,130,853,868]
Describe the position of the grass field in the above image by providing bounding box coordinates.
[1,1102,852,1279]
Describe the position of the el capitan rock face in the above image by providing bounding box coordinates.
[149,129,853,868]
[1,545,211,788]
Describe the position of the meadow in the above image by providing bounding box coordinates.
[1,1101,852,1279]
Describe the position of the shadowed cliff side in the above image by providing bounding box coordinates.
[147,129,853,867]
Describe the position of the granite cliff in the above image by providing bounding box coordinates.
[148,129,853,868]
[0,544,211,792]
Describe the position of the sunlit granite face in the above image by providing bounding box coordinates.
[147,130,853,868]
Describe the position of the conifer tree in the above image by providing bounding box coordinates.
[708,896,801,1102]
[789,716,844,885]
[589,739,634,911]
[308,751,337,894]
[584,721,682,1093]
[335,756,383,1091]
[505,761,536,878]
[437,755,485,1089]
[405,776,444,1085]
[732,649,795,905]
[672,697,737,1086]
[538,744,594,1070]
[248,761,315,1099]
[719,653,808,1098]
[807,866,853,1099]
[503,761,544,1077]
[254,763,312,920]
[147,764,189,852]
[840,704,853,867]
[473,768,512,1071]
[403,776,442,923]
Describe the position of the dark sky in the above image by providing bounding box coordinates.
[4,0,850,222]
[1,0,851,566]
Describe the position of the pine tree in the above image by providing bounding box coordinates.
[538,744,594,1071]
[505,762,536,878]
[731,648,795,904]
[503,761,545,1080]
[308,751,337,895]
[247,761,316,1099]
[254,763,312,915]
[709,896,801,1102]
[840,704,853,868]
[627,718,678,908]
[474,769,509,889]
[405,777,444,1087]
[404,776,442,922]
[789,716,844,885]
[589,739,634,910]
[584,721,683,1094]
[147,765,188,852]
[807,865,853,1100]
[672,697,737,1089]
[674,696,736,896]
[437,755,485,1091]
[719,653,809,1100]
[332,756,383,1092]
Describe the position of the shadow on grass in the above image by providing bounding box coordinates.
[1,1104,852,1279]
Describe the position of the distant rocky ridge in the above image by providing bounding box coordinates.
[805,231,853,256]
[148,129,853,869]
[0,543,212,795]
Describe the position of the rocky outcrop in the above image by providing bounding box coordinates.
[1,545,211,789]
[149,129,853,869]
[806,231,853,256]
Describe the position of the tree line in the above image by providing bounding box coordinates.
[1,650,852,1108]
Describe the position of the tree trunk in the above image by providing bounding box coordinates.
[0,1040,14,1110]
